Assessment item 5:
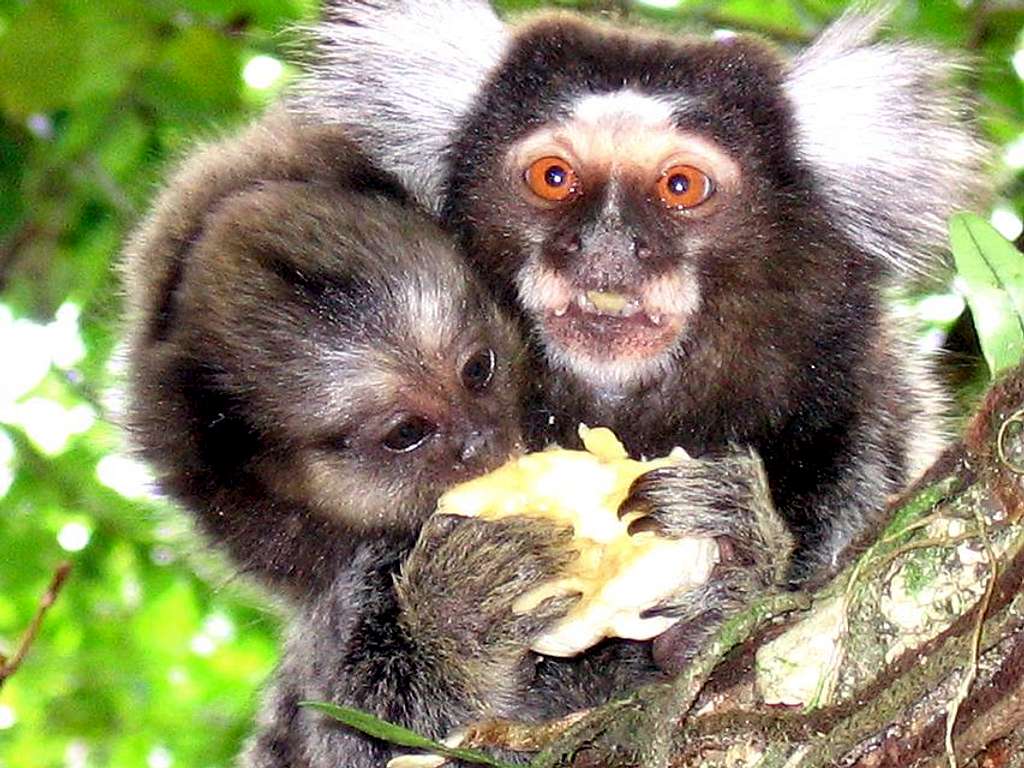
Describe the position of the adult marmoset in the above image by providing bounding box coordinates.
[293,2,982,631]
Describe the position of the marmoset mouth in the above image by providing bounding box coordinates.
[519,266,698,375]
[552,290,665,325]
[543,299,683,363]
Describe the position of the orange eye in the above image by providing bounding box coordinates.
[525,157,578,202]
[656,165,714,210]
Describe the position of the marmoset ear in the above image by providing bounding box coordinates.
[784,4,985,277]
[290,0,510,214]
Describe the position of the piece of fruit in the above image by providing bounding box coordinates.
[437,425,720,657]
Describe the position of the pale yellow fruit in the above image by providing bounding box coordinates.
[436,425,720,657]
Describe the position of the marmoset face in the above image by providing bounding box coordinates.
[183,181,525,533]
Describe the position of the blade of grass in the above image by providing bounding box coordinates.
[300,702,523,768]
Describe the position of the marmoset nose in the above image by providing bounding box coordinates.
[459,429,490,464]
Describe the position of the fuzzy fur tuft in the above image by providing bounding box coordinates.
[784,4,986,278]
[289,0,509,213]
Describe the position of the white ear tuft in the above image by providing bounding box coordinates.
[289,0,509,213]
[784,4,986,278]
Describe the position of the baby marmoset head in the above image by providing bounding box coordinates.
[127,174,524,548]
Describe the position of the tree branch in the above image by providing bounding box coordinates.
[0,561,72,690]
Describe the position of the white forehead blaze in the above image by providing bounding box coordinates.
[509,89,738,184]
[570,90,677,126]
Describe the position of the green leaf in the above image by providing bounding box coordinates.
[299,702,522,768]
[949,212,1024,378]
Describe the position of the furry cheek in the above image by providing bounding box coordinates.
[515,260,574,317]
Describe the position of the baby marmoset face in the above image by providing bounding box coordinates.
[168,179,525,538]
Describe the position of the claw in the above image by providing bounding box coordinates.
[639,603,675,620]
[617,495,647,519]
[620,465,674,516]
[627,516,666,536]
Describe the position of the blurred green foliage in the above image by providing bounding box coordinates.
[0,1,1022,766]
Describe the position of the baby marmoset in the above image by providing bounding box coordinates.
[123,111,530,598]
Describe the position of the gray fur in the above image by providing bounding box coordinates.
[784,4,986,277]
[289,0,509,213]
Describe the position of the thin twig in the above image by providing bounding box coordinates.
[0,220,39,287]
[944,503,999,768]
[875,532,981,573]
[0,562,72,689]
